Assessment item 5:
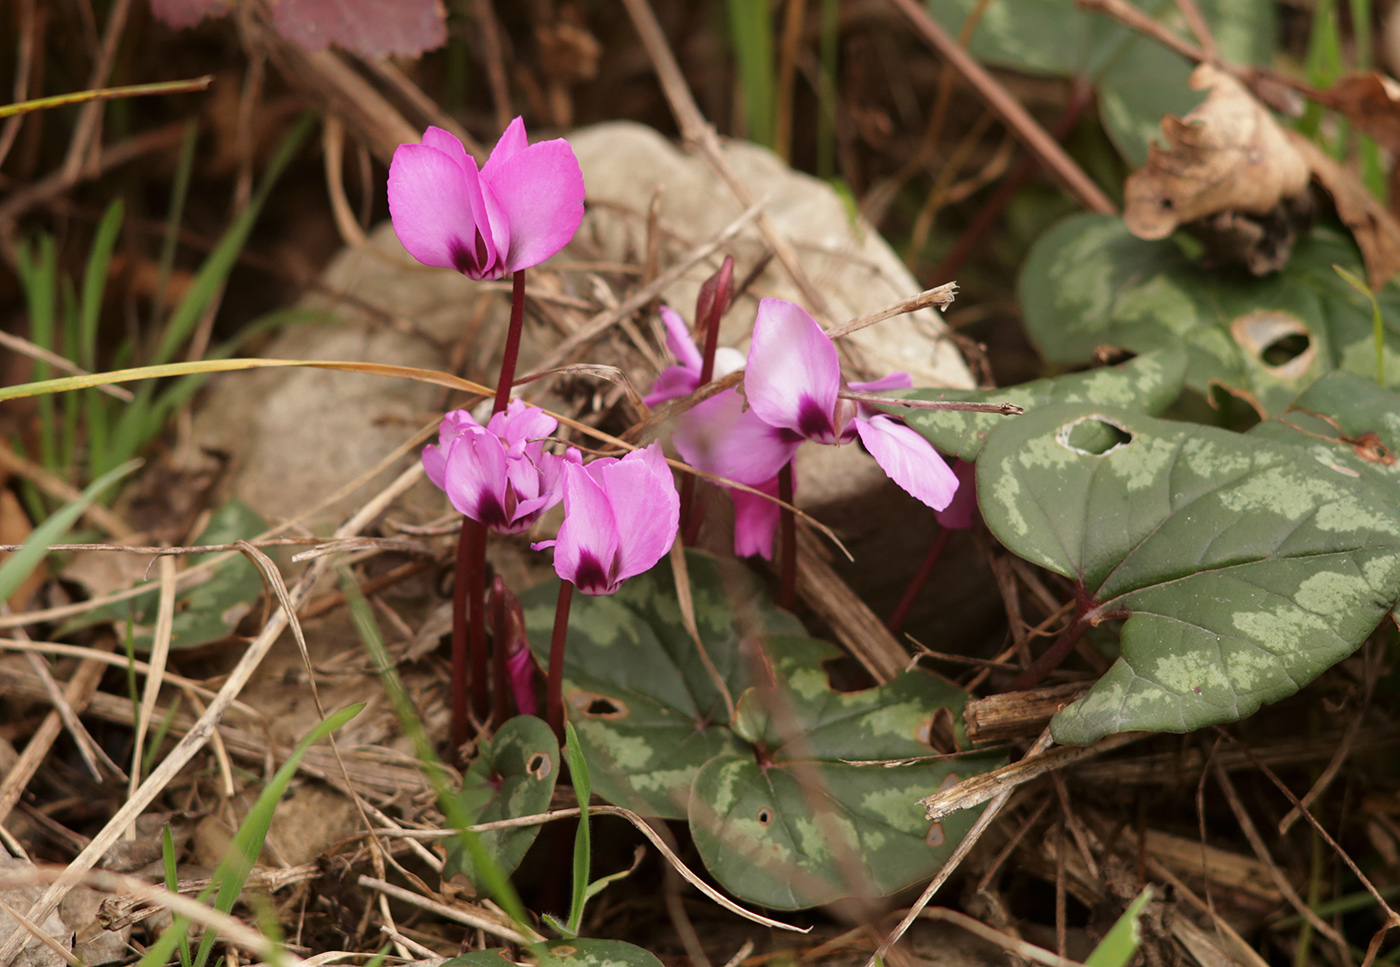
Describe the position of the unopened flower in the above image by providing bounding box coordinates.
[388,118,585,281]
[422,400,577,534]
[534,443,680,595]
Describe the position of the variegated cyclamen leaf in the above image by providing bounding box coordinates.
[1018,215,1400,416]
[889,345,1187,461]
[444,939,665,967]
[690,636,1002,910]
[977,402,1400,744]
[522,551,804,819]
[1247,371,1400,499]
[445,715,559,886]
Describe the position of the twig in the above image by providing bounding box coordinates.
[865,729,1057,967]
[473,0,514,133]
[0,0,37,170]
[127,555,176,813]
[0,462,425,963]
[0,637,114,826]
[825,283,959,338]
[61,0,133,180]
[886,0,1115,215]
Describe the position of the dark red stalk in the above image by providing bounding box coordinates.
[493,268,528,415]
[1009,609,1091,691]
[778,461,796,611]
[679,258,734,544]
[490,575,510,728]
[887,526,953,635]
[546,579,575,744]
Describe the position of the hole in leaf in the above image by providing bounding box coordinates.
[1059,417,1132,456]
[568,691,628,720]
[1230,310,1315,378]
[756,808,772,826]
[551,946,578,957]
[926,823,945,848]
[526,752,553,779]
[1352,432,1397,465]
[916,707,958,751]
[822,655,873,693]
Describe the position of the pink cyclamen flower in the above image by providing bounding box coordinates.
[422,400,578,534]
[722,298,959,510]
[506,643,537,716]
[935,459,978,530]
[388,118,585,281]
[643,306,747,408]
[534,443,680,595]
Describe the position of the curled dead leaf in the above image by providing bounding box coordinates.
[1287,131,1400,290]
[1125,65,1310,241]
[1314,71,1400,154]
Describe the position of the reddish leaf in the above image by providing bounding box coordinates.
[149,0,231,30]
[268,0,446,58]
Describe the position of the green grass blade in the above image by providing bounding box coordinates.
[152,123,199,333]
[20,235,59,474]
[0,460,138,604]
[149,113,314,370]
[191,702,364,967]
[727,0,775,148]
[81,199,124,371]
[564,721,593,936]
[341,571,530,930]
[1084,887,1153,967]
[61,276,80,477]
[163,825,193,967]
[143,695,183,775]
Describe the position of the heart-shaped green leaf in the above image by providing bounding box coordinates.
[445,715,560,886]
[921,0,1271,164]
[1018,215,1400,416]
[64,499,266,649]
[445,939,665,967]
[1248,371,1400,498]
[977,402,1400,744]
[891,345,1187,461]
[689,636,1002,910]
[522,551,804,818]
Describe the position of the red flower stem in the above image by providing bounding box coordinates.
[450,518,489,753]
[492,269,528,416]
[778,461,796,610]
[679,263,731,541]
[546,579,575,743]
[1009,610,1090,691]
[678,474,698,545]
[887,526,953,635]
[490,575,510,728]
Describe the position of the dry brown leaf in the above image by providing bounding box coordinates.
[1288,131,1400,289]
[1125,65,1310,240]
[1315,71,1400,153]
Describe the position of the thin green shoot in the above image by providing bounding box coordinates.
[163,825,193,967]
[16,235,60,479]
[61,276,81,478]
[1083,886,1153,967]
[564,721,593,936]
[340,569,532,931]
[142,695,183,776]
[123,614,140,723]
[1298,0,1341,140]
[727,0,776,149]
[1275,884,1400,928]
[82,200,125,480]
[0,461,138,604]
[1294,827,1325,967]
[190,703,364,967]
[1333,264,1387,384]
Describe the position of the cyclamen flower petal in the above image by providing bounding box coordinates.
[745,298,842,443]
[730,475,783,560]
[673,388,799,487]
[644,305,750,408]
[388,119,584,281]
[422,404,573,534]
[854,416,959,511]
[538,444,679,595]
[935,459,978,530]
